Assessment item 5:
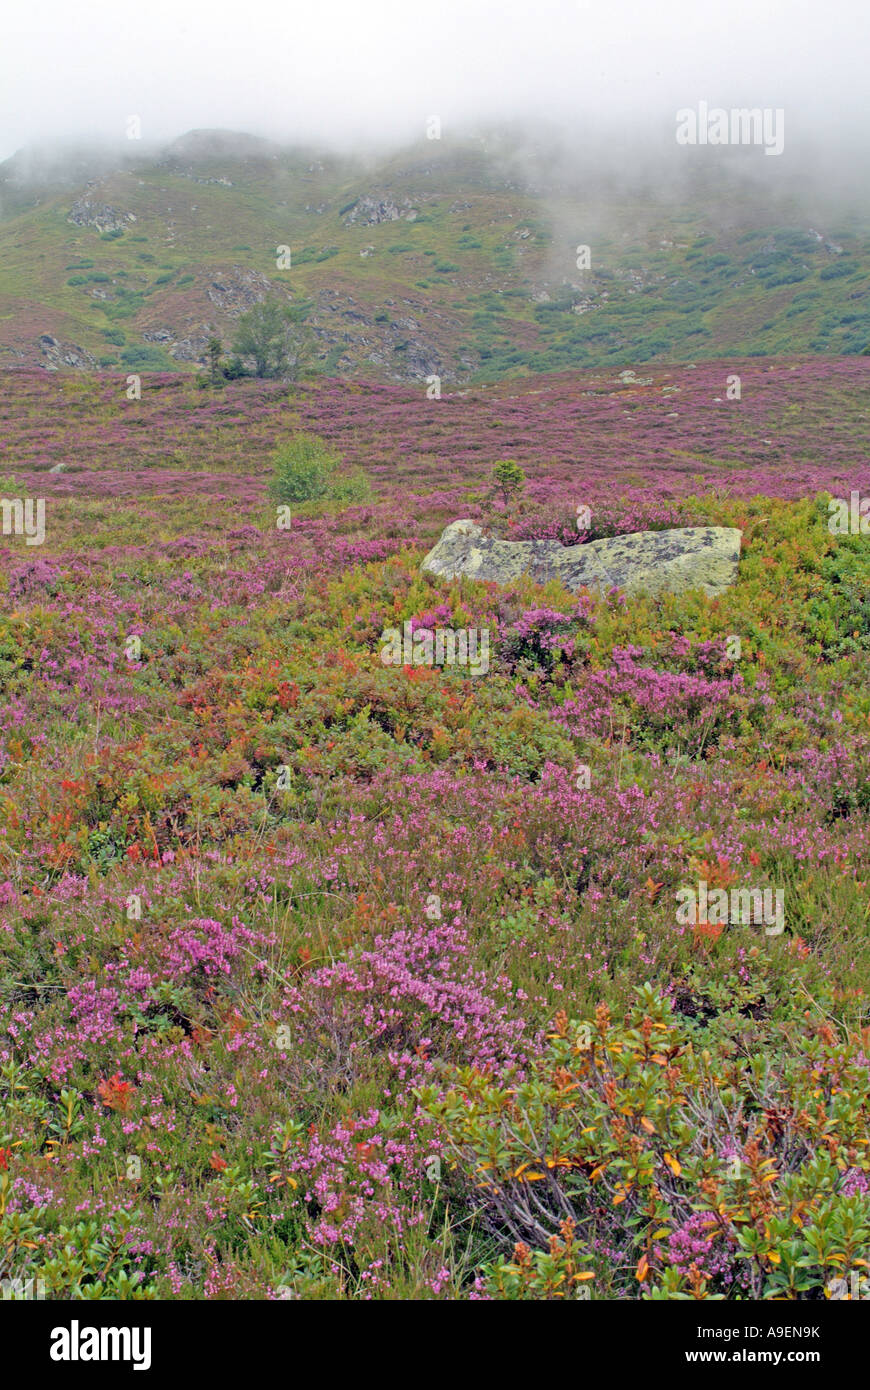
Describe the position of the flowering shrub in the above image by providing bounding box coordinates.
[502,606,584,669]
[285,914,526,1084]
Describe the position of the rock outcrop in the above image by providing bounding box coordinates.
[342,196,418,227]
[421,520,742,598]
[38,335,97,371]
[67,195,136,233]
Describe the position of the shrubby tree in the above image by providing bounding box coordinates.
[492,458,526,506]
[206,336,224,389]
[223,355,248,380]
[120,344,172,372]
[270,433,371,506]
[270,433,335,503]
[232,298,311,380]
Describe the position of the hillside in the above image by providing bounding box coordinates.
[2,133,870,1311]
[0,355,868,1303]
[1,128,869,380]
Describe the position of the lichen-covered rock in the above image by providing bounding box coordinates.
[38,335,97,371]
[205,266,275,315]
[342,196,418,227]
[67,197,136,233]
[421,520,742,598]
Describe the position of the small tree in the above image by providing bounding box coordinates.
[270,433,372,507]
[492,458,526,507]
[206,336,224,388]
[270,433,340,504]
[232,298,309,380]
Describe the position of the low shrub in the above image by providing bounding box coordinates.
[423,984,870,1300]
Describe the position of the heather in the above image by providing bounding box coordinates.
[0,362,868,1300]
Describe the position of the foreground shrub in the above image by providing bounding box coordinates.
[422,984,870,1299]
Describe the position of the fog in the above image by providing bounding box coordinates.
[2,0,869,166]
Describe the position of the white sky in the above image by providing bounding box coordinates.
[2,0,867,160]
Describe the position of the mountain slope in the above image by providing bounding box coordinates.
[1,128,868,379]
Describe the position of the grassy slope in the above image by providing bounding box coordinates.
[1,133,868,378]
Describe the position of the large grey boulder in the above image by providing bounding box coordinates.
[421,520,741,599]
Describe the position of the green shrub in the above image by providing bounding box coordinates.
[492,458,526,506]
[120,344,173,371]
[269,434,372,507]
[329,468,372,505]
[423,984,870,1300]
[269,433,341,504]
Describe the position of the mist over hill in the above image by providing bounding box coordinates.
[1,123,868,380]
